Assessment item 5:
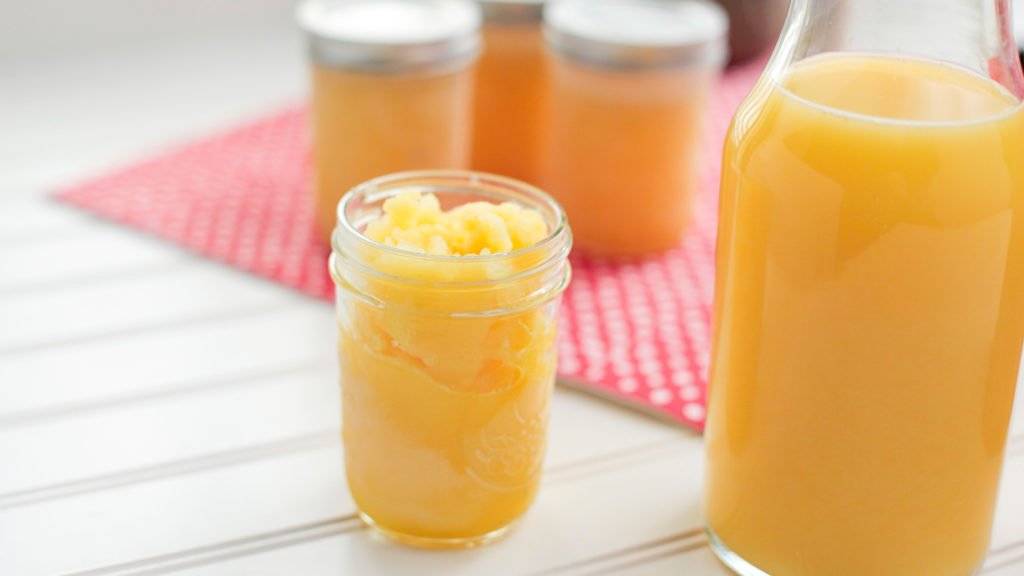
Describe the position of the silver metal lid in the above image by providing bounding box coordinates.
[479,1,544,25]
[297,0,482,73]
[544,0,728,70]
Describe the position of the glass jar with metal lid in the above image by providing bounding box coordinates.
[297,0,482,240]
[471,1,547,184]
[543,0,728,256]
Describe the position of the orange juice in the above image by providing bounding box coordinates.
[542,0,727,256]
[311,66,473,239]
[330,172,571,548]
[546,63,715,255]
[297,0,481,241]
[471,23,547,184]
[706,54,1024,575]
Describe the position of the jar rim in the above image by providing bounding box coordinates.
[331,170,572,289]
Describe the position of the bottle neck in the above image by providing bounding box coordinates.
[771,0,1024,97]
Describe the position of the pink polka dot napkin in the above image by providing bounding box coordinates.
[55,59,764,432]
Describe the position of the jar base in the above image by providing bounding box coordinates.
[359,511,515,550]
[706,527,770,576]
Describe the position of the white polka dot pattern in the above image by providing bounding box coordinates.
[55,59,766,432]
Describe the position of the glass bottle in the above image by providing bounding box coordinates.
[705,1,1024,575]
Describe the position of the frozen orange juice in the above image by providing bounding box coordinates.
[298,0,481,240]
[706,54,1024,575]
[330,171,571,548]
[543,0,728,256]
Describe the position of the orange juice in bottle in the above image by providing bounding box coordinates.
[706,2,1024,574]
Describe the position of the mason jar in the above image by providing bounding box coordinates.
[543,0,728,256]
[329,170,571,548]
[298,0,481,240]
[472,0,548,184]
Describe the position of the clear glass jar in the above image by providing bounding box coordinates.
[471,1,548,184]
[543,0,728,257]
[706,1,1024,575]
[297,0,482,240]
[329,170,571,548]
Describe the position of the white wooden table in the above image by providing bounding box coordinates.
[2,10,1024,576]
